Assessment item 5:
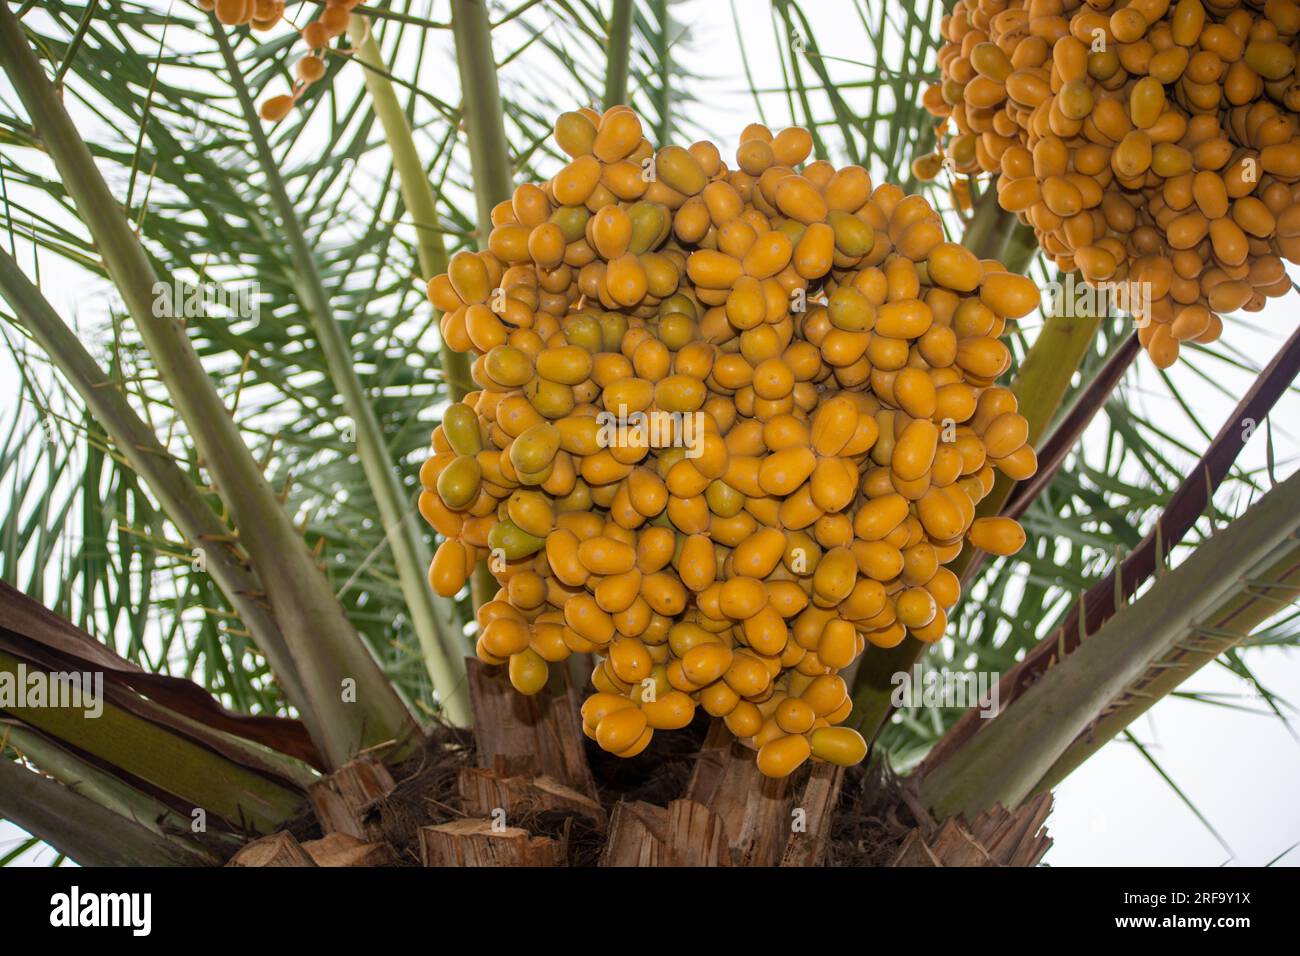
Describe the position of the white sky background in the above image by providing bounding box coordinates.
[2,0,1298,866]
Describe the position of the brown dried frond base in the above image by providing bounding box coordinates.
[241,719,1050,867]
[236,663,1049,868]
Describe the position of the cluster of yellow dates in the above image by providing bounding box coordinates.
[921,0,1300,368]
[200,0,284,30]
[206,0,365,122]
[419,108,1039,778]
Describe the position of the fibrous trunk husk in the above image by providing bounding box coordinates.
[226,666,1053,867]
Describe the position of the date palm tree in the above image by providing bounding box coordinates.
[0,0,1296,867]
